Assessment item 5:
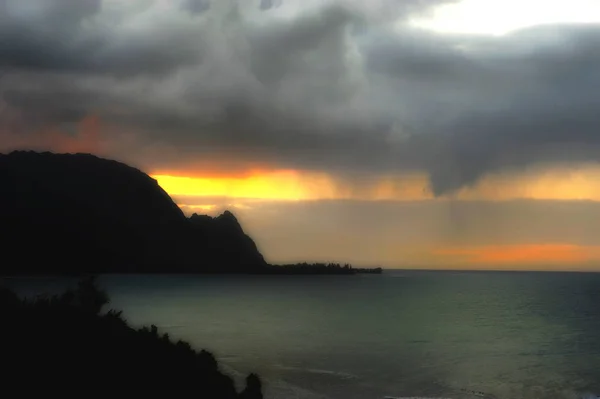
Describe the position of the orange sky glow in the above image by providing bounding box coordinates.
[149,166,600,270]
[432,244,600,270]
[152,163,600,202]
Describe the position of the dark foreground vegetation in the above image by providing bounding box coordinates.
[267,262,383,275]
[0,277,263,399]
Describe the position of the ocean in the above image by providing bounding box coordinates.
[6,271,600,399]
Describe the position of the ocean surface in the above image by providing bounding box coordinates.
[6,271,600,399]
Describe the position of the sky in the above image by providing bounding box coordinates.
[2,0,600,270]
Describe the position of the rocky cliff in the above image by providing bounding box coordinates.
[0,151,266,274]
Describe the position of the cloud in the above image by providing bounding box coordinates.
[0,110,104,153]
[2,0,600,195]
[182,0,211,14]
[0,0,211,77]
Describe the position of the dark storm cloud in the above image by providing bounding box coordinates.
[360,23,600,194]
[414,25,600,194]
[0,0,102,26]
[182,0,211,14]
[2,0,600,195]
[0,0,205,77]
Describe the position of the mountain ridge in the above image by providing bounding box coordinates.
[0,150,266,274]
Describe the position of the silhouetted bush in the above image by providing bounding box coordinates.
[240,373,263,399]
[0,277,262,399]
[265,262,382,275]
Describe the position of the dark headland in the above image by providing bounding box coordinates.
[0,151,382,275]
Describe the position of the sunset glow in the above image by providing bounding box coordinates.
[152,170,337,200]
[153,165,600,202]
[434,244,600,267]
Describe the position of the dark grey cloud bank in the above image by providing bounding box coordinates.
[1,0,600,195]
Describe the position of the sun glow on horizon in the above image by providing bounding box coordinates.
[152,170,339,200]
[433,244,600,268]
[152,164,600,202]
[152,165,600,270]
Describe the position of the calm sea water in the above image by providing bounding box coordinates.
[6,271,600,399]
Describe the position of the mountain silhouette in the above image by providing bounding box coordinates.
[0,151,266,274]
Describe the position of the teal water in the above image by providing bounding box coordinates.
[7,271,600,399]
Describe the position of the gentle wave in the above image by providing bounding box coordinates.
[384,397,452,399]
[220,363,332,399]
[275,365,358,380]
